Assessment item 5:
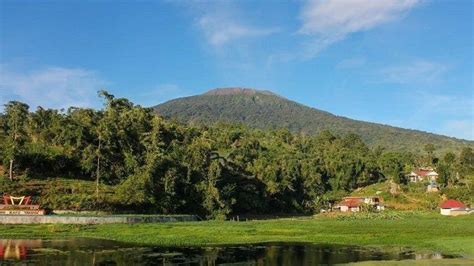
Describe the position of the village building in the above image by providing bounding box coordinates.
[334,196,384,212]
[439,199,471,216]
[407,167,439,183]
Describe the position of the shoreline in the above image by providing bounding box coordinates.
[0,214,198,224]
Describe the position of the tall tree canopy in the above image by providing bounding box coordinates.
[0,92,472,217]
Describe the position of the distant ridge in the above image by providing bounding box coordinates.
[154,88,473,153]
[204,87,279,97]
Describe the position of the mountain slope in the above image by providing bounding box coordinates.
[154,88,473,153]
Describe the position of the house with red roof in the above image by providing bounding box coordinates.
[439,199,471,216]
[334,196,384,212]
[407,167,438,183]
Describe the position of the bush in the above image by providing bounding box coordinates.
[114,172,154,207]
[442,186,473,205]
[335,210,433,221]
[406,183,426,193]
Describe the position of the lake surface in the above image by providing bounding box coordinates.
[0,238,456,265]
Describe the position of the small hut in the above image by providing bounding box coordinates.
[439,199,470,216]
[334,196,384,212]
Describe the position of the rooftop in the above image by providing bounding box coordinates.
[440,199,466,209]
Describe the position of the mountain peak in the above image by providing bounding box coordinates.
[155,89,472,153]
[203,87,279,97]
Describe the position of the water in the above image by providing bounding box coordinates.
[0,239,455,265]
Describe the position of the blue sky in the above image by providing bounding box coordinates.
[0,0,472,140]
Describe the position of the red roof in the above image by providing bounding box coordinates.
[409,168,438,177]
[414,169,431,177]
[440,199,466,209]
[338,198,363,208]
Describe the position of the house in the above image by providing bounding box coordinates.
[334,196,384,212]
[439,199,471,216]
[407,168,439,183]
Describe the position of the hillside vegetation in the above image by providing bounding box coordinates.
[155,88,473,154]
[350,181,474,211]
[1,91,472,217]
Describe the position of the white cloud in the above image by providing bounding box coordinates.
[380,60,448,85]
[198,14,278,47]
[0,64,108,110]
[298,0,421,58]
[186,1,278,47]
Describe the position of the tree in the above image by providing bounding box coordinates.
[437,163,450,187]
[443,152,456,166]
[2,91,466,215]
[2,101,29,180]
[458,147,474,176]
[378,152,406,184]
[424,143,436,165]
[438,152,457,187]
[95,120,105,197]
[115,172,154,206]
[198,160,230,219]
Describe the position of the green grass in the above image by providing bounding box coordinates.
[1,212,473,258]
[348,258,474,265]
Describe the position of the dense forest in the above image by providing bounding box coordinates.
[1,91,473,218]
[155,88,473,154]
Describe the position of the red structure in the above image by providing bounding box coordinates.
[334,196,385,212]
[0,195,45,215]
[0,241,28,260]
[439,199,470,216]
[440,199,466,209]
[0,240,43,260]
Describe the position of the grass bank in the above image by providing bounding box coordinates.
[0,212,473,258]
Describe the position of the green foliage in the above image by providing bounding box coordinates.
[1,101,30,180]
[459,147,474,176]
[114,172,154,206]
[154,89,473,154]
[437,163,451,187]
[334,210,427,220]
[1,91,472,218]
[0,179,115,211]
[378,152,409,184]
[442,185,474,204]
[421,194,441,211]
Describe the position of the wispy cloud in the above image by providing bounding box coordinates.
[0,64,108,110]
[198,14,278,47]
[380,60,448,85]
[298,0,421,58]
[192,3,278,47]
[176,2,281,85]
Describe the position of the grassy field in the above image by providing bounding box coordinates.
[0,212,473,259]
[348,258,474,265]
